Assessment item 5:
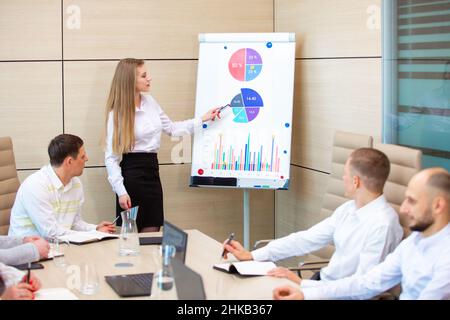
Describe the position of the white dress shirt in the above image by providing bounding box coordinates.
[105,94,202,196]
[251,195,403,284]
[302,223,450,300]
[8,165,97,238]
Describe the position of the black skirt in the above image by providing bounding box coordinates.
[115,153,164,231]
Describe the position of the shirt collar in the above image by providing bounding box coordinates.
[135,94,147,112]
[354,194,388,221]
[45,164,73,191]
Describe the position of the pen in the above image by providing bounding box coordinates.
[111,216,120,225]
[218,104,230,112]
[221,232,235,258]
[26,262,31,284]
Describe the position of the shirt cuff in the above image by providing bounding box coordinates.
[1,266,25,288]
[301,287,324,300]
[9,237,24,247]
[114,183,128,197]
[250,248,270,261]
[27,243,41,262]
[194,117,203,128]
[300,279,322,288]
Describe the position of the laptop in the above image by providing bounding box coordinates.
[105,272,153,298]
[162,220,188,263]
[105,220,188,298]
[172,258,207,300]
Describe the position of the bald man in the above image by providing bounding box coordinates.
[274,168,450,300]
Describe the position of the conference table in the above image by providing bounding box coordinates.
[35,230,293,300]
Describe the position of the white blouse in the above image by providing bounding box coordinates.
[105,94,202,196]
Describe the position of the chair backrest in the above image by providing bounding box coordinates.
[373,143,422,238]
[313,131,374,259]
[0,137,20,235]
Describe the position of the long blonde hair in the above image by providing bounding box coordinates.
[103,58,144,154]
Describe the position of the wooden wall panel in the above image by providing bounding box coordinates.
[275,0,381,58]
[78,167,116,225]
[290,59,382,173]
[0,0,61,60]
[275,165,328,237]
[0,62,62,169]
[63,0,273,59]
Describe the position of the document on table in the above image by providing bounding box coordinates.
[213,261,277,276]
[58,230,119,245]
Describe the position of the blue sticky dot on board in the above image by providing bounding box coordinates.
[284,150,287,154]
[202,124,208,129]
[266,42,273,48]
[224,46,227,50]
[285,123,290,128]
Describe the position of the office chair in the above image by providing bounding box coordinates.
[373,143,422,299]
[0,137,20,235]
[374,143,422,238]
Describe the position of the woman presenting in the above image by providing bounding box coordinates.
[104,58,220,232]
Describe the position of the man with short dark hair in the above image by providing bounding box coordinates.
[273,168,450,300]
[223,148,403,286]
[8,134,115,238]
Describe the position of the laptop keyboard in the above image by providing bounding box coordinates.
[129,273,153,290]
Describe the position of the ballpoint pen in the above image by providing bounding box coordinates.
[218,104,230,112]
[26,262,31,284]
[111,215,120,225]
[221,232,235,258]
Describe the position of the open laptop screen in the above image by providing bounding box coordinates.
[162,220,188,263]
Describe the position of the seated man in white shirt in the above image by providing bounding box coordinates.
[8,134,115,238]
[273,168,450,300]
[223,148,403,286]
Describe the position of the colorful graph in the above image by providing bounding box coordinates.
[211,133,281,173]
[228,48,263,81]
[231,88,264,123]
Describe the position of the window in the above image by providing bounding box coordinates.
[383,0,450,170]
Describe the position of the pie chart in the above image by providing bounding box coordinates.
[230,88,264,123]
[228,48,263,81]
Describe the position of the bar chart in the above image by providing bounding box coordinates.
[210,133,281,173]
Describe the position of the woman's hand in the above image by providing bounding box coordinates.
[118,194,131,210]
[201,107,222,122]
[1,283,35,300]
[22,273,42,292]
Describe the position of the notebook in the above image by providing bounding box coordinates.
[162,220,188,263]
[13,262,44,270]
[105,273,154,298]
[172,258,206,300]
[58,230,119,245]
[213,261,276,276]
